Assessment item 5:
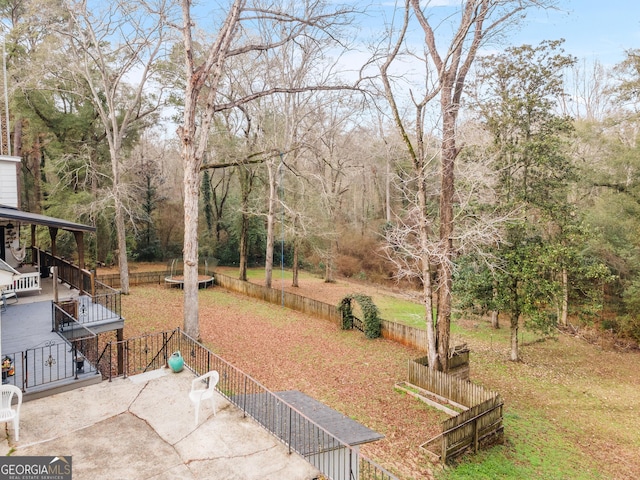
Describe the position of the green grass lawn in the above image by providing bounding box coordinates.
[374,296,426,328]
[216,266,428,327]
[137,265,637,479]
[438,315,635,480]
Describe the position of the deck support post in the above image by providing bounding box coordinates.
[48,227,58,257]
[116,328,124,375]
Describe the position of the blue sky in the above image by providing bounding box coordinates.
[360,1,639,67]
[512,0,640,66]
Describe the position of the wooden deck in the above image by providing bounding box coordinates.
[0,277,105,400]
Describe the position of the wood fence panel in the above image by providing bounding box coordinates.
[409,358,503,464]
[409,359,490,407]
[441,395,504,463]
[381,320,428,350]
[98,271,167,287]
[98,270,451,354]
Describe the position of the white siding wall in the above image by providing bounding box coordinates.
[0,155,20,208]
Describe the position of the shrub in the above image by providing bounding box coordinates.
[337,297,354,330]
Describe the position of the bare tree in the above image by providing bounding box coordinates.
[177,0,355,338]
[377,0,555,371]
[60,0,177,293]
[305,92,368,283]
[563,59,616,122]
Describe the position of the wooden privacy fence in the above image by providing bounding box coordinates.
[99,271,166,287]
[213,271,433,350]
[214,272,341,323]
[98,269,434,350]
[408,357,504,464]
[380,320,427,350]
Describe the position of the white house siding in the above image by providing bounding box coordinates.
[0,155,20,208]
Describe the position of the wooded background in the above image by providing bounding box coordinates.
[4,0,640,353]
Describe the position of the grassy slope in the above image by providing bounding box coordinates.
[440,318,639,480]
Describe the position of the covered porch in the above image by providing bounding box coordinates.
[0,204,126,399]
[0,206,95,296]
[0,154,128,404]
[0,271,123,400]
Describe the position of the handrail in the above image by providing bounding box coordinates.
[51,302,96,339]
[98,328,398,480]
[43,247,123,328]
[36,248,93,294]
[143,330,180,372]
[2,334,99,392]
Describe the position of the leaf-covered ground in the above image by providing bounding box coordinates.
[122,282,442,479]
[117,265,640,480]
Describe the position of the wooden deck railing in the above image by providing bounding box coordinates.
[37,248,94,294]
[36,248,123,327]
[10,270,41,293]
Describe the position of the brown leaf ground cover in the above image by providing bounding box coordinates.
[122,279,442,479]
[115,264,640,480]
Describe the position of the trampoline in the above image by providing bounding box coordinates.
[164,258,215,289]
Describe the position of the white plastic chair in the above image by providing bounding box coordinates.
[189,371,219,426]
[0,385,22,441]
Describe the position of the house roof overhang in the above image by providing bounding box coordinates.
[0,258,19,287]
[0,258,19,275]
[0,205,96,233]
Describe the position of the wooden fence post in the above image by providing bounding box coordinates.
[474,417,479,453]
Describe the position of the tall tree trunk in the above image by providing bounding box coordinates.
[19,146,37,213]
[265,159,276,288]
[238,213,249,282]
[561,267,569,326]
[110,141,130,295]
[386,158,392,223]
[14,121,24,209]
[292,241,299,287]
[31,137,42,213]
[324,237,337,283]
[292,215,299,288]
[423,255,438,368]
[510,281,520,361]
[491,281,500,329]
[510,312,520,362]
[491,310,500,329]
[13,119,22,158]
[182,138,200,339]
[238,168,251,282]
[416,176,438,368]
[435,110,457,372]
[114,197,130,294]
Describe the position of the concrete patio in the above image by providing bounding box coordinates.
[0,367,321,480]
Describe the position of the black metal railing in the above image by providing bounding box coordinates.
[95,330,177,380]
[2,335,99,391]
[89,281,122,321]
[52,303,97,339]
[49,272,122,330]
[96,328,398,480]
